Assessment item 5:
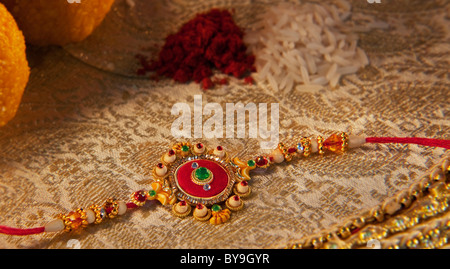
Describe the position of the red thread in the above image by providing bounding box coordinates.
[1,203,139,235]
[366,137,450,149]
[0,225,45,236]
[136,9,255,90]
[126,202,139,209]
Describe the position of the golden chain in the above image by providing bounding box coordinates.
[286,151,450,249]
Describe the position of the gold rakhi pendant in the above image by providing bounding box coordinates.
[143,134,351,224]
[149,142,251,224]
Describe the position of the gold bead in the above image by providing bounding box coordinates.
[88,204,106,224]
[300,137,312,157]
[277,143,293,161]
[341,132,349,153]
[103,198,119,219]
[58,208,88,232]
[317,135,325,155]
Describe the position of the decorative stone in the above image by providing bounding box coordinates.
[44,219,65,233]
[247,160,256,167]
[134,190,148,203]
[88,204,107,224]
[203,184,211,191]
[99,208,106,219]
[211,204,222,212]
[255,156,268,167]
[191,166,214,186]
[132,190,148,206]
[148,189,157,198]
[181,145,190,152]
[324,133,348,152]
[66,211,85,230]
[195,167,212,181]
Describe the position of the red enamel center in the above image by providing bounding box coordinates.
[175,159,229,198]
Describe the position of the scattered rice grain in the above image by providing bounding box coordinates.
[244,1,384,92]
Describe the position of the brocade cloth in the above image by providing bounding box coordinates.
[0,0,449,249]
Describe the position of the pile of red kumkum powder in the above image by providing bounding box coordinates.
[136,9,256,90]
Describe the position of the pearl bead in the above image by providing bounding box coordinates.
[86,209,96,224]
[228,196,241,207]
[213,147,225,157]
[176,203,189,214]
[384,200,402,215]
[118,201,127,215]
[155,164,168,177]
[163,153,176,163]
[348,135,366,148]
[194,143,206,154]
[310,139,318,153]
[237,181,249,194]
[270,148,284,163]
[193,205,208,218]
[44,219,65,233]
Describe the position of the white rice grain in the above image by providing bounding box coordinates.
[310,76,328,85]
[267,73,279,92]
[329,73,341,88]
[300,65,310,85]
[245,1,376,92]
[357,47,369,66]
[326,63,338,81]
[338,65,360,75]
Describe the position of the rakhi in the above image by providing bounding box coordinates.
[0,133,449,236]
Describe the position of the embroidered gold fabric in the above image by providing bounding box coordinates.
[0,0,449,249]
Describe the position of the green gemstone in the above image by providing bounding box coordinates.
[148,190,157,197]
[181,145,190,152]
[195,167,212,181]
[211,204,222,212]
[247,160,255,167]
